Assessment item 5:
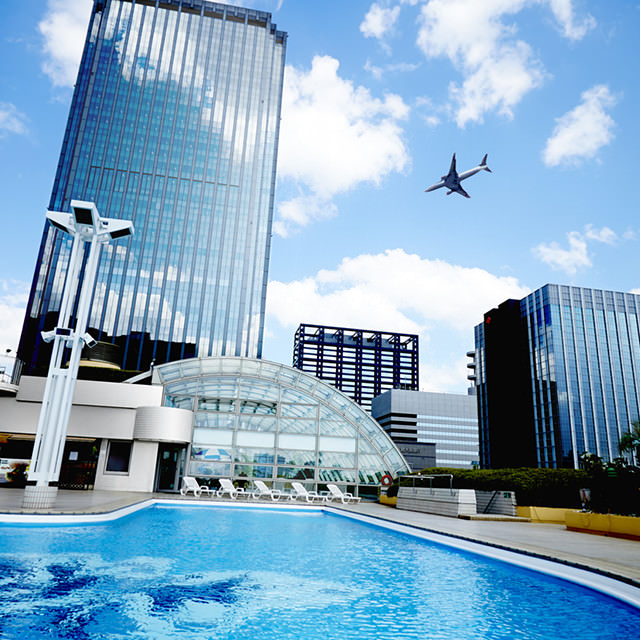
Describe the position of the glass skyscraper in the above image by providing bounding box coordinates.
[18,0,286,374]
[475,284,640,468]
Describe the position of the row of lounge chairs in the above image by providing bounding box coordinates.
[180,477,361,504]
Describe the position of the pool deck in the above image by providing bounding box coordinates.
[1,489,639,589]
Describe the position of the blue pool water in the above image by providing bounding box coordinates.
[0,505,639,639]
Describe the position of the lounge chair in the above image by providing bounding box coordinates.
[217,478,246,500]
[326,483,361,504]
[180,476,213,498]
[288,481,326,503]
[250,480,282,501]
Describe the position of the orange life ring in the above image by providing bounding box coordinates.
[380,474,393,486]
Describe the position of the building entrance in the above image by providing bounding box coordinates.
[154,444,186,493]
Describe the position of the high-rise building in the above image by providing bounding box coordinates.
[18,0,286,374]
[292,324,419,413]
[475,284,640,469]
[372,389,479,469]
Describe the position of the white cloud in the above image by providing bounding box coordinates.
[0,103,29,137]
[543,84,618,167]
[584,224,617,245]
[277,56,410,236]
[0,280,29,352]
[415,0,595,127]
[273,195,338,238]
[360,3,401,40]
[532,225,619,274]
[38,0,92,88]
[266,249,530,391]
[364,59,420,80]
[548,0,596,40]
[532,231,590,274]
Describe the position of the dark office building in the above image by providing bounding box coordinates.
[475,284,640,469]
[292,324,419,413]
[18,0,286,375]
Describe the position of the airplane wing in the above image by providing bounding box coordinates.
[457,184,470,198]
[447,184,470,198]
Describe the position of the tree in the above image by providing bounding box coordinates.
[618,420,640,465]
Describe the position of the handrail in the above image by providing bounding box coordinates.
[483,489,499,514]
[399,474,454,495]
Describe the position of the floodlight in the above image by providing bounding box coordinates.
[46,210,74,235]
[83,333,97,349]
[73,207,94,225]
[41,330,56,343]
[71,200,97,227]
[102,219,134,241]
[109,226,133,240]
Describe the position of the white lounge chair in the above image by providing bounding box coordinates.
[217,478,246,500]
[250,480,282,501]
[288,481,325,503]
[180,476,212,498]
[326,483,361,504]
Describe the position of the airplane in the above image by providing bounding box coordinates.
[425,153,491,198]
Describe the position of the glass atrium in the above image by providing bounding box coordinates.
[154,357,410,496]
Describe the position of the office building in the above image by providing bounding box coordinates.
[372,389,479,469]
[475,284,640,469]
[293,324,419,413]
[18,0,286,375]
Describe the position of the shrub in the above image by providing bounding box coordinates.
[384,466,640,514]
[407,468,591,508]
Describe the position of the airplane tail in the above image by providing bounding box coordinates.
[480,154,492,173]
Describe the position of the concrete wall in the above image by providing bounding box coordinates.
[16,376,163,408]
[1,376,163,440]
[94,439,158,493]
[517,506,570,523]
[397,486,477,517]
[133,406,192,442]
[475,490,517,516]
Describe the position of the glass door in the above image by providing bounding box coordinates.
[154,444,186,492]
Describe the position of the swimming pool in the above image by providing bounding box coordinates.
[1,503,639,639]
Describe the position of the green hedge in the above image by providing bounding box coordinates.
[388,468,590,508]
[386,467,640,514]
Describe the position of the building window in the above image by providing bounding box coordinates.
[106,441,132,473]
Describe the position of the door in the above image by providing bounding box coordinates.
[154,444,186,492]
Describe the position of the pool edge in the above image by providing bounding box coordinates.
[2,499,639,610]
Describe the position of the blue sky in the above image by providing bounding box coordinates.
[1,0,639,392]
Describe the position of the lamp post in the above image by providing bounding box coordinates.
[23,201,133,509]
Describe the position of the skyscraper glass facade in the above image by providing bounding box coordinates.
[19,0,286,374]
[475,284,640,468]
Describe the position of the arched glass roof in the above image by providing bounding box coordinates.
[154,357,410,493]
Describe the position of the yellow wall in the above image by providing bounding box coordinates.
[517,506,572,523]
[565,511,640,540]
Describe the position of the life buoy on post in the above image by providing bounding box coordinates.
[380,474,393,486]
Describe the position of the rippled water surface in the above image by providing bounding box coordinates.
[0,505,638,639]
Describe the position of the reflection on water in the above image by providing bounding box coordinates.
[0,506,638,640]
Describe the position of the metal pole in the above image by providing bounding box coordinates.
[23,202,133,509]
[28,231,84,486]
